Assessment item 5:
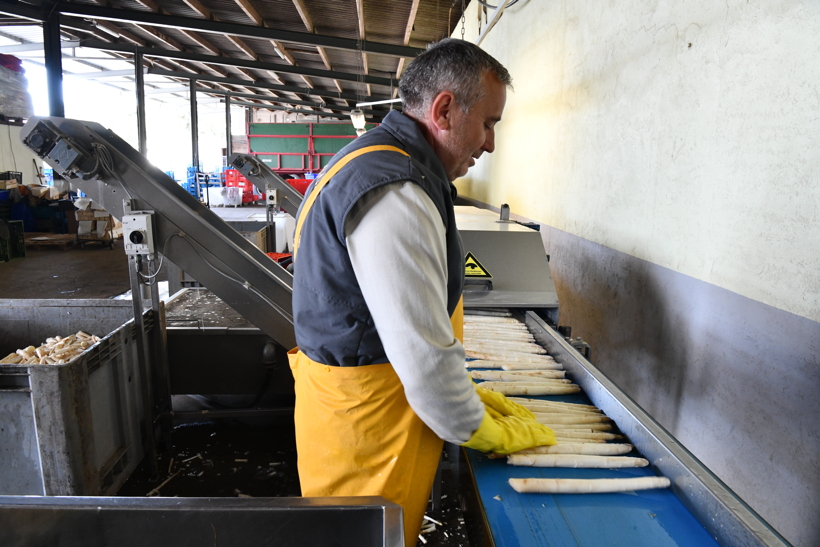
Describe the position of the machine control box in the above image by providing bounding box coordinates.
[122,213,155,257]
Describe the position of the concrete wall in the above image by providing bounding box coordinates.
[456,1,820,545]
[0,123,42,186]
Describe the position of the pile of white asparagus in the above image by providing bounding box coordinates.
[464,310,671,494]
[0,331,101,365]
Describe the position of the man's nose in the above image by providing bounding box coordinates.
[483,128,495,153]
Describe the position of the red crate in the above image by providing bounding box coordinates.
[287,179,312,195]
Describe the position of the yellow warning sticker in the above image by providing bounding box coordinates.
[465,252,492,278]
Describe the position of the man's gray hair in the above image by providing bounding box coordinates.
[399,38,512,117]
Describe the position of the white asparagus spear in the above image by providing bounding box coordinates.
[555,437,605,443]
[1,353,23,364]
[545,424,613,431]
[471,370,566,380]
[465,345,547,356]
[511,443,633,456]
[532,413,610,424]
[475,375,570,385]
[500,362,563,371]
[523,407,603,418]
[465,359,504,369]
[510,398,599,411]
[507,454,648,468]
[467,350,558,362]
[463,329,533,339]
[509,476,671,494]
[466,360,564,371]
[478,383,581,396]
[463,328,534,338]
[550,431,623,440]
[464,315,523,324]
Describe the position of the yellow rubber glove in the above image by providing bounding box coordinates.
[475,385,536,420]
[461,410,557,455]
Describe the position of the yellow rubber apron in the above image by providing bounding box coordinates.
[290,145,462,545]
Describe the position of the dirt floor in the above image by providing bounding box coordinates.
[0,241,131,299]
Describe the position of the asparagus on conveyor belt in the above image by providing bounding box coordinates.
[464,310,671,493]
[0,331,101,365]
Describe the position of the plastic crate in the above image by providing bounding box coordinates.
[287,179,312,195]
[0,300,150,496]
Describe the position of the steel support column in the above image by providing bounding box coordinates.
[190,79,199,171]
[42,10,65,117]
[225,94,231,158]
[135,52,147,156]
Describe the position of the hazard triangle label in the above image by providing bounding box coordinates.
[465,252,492,278]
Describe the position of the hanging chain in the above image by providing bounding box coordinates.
[461,0,466,40]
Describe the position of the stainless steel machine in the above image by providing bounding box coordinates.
[2,115,789,547]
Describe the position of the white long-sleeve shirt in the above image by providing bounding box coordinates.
[345,181,485,444]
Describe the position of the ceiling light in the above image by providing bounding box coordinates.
[349,109,366,131]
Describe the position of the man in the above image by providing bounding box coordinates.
[289,39,556,544]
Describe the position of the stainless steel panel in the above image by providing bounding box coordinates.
[522,311,789,547]
[0,495,404,547]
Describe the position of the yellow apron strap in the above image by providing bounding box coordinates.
[293,144,410,257]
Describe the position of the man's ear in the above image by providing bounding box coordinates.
[429,91,456,131]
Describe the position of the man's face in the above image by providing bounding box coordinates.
[439,72,507,181]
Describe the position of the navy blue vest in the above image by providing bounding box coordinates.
[292,111,464,367]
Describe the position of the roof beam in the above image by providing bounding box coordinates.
[354,0,371,96]
[147,67,383,103]
[232,0,263,27]
[396,0,420,79]
[56,2,424,58]
[81,39,398,86]
[0,2,46,22]
[0,40,79,54]
[223,99,349,120]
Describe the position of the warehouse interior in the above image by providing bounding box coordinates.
[0,1,818,546]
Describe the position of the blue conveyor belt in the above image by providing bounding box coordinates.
[466,388,719,547]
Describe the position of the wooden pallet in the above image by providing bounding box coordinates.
[25,233,77,250]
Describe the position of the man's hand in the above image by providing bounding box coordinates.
[461,411,557,455]
[475,385,535,419]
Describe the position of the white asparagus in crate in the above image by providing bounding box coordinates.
[478,382,581,396]
[507,454,648,468]
[470,370,566,380]
[511,443,633,456]
[0,331,101,365]
[509,476,671,494]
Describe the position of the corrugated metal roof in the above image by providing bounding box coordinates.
[0,0,468,117]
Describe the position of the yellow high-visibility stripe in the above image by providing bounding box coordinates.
[293,145,410,257]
